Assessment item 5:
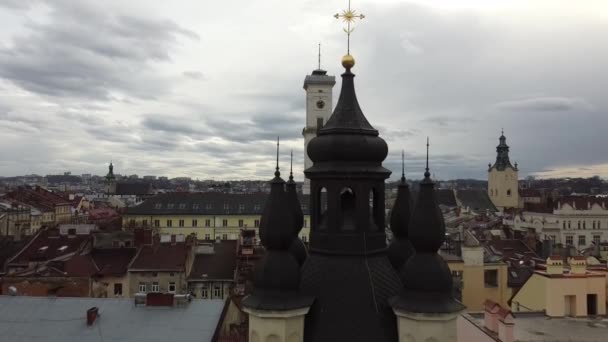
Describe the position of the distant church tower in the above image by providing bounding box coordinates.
[302,45,335,195]
[104,162,117,195]
[488,130,519,210]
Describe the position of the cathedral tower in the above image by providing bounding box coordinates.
[488,130,519,210]
[302,46,335,195]
[104,161,116,195]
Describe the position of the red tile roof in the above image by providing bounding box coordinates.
[129,242,188,271]
[4,186,70,212]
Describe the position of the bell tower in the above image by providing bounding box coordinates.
[302,44,335,195]
[488,130,520,210]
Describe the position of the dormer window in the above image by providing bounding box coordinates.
[58,245,68,252]
[38,246,48,253]
[254,204,261,211]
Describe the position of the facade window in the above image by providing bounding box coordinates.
[168,203,174,209]
[302,235,307,243]
[578,235,586,246]
[484,270,498,287]
[213,286,221,298]
[192,219,198,227]
[179,219,185,227]
[583,221,586,229]
[593,235,601,245]
[593,221,596,229]
[142,219,148,227]
[205,219,211,227]
[167,220,173,227]
[168,282,176,293]
[179,203,186,209]
[550,235,556,242]
[201,286,208,298]
[568,221,571,229]
[254,219,260,228]
[507,189,511,196]
[239,204,245,211]
[204,234,210,240]
[222,219,228,227]
[451,270,463,278]
[599,221,602,229]
[566,235,574,245]
[222,234,228,240]
[563,221,566,229]
[155,203,162,209]
[223,203,229,209]
[238,219,244,228]
[114,283,123,296]
[206,203,212,209]
[301,204,308,211]
[151,282,159,292]
[193,204,199,209]
[578,221,581,229]
[154,220,160,227]
[304,219,308,228]
[138,282,147,293]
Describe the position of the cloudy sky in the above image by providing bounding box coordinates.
[0,0,607,181]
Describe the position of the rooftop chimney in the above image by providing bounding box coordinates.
[86,307,99,326]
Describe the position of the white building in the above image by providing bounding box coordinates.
[512,197,608,250]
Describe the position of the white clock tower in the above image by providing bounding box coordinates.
[302,66,335,194]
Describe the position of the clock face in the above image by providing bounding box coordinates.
[316,100,325,109]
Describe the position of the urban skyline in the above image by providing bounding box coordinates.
[1,0,607,180]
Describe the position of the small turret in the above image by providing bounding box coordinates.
[387,150,414,270]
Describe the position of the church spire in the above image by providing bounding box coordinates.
[490,129,515,171]
[387,150,414,270]
[390,138,464,314]
[286,150,307,266]
[243,142,311,311]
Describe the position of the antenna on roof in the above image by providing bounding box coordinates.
[289,149,294,181]
[401,149,405,182]
[318,43,322,70]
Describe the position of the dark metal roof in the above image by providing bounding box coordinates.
[188,240,237,281]
[128,242,188,271]
[456,189,498,212]
[387,178,414,270]
[125,192,311,215]
[115,182,152,196]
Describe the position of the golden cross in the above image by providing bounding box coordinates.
[334,0,365,55]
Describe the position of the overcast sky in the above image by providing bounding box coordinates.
[0,0,607,181]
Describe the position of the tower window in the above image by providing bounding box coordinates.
[317,117,324,131]
[507,189,511,196]
[339,187,356,231]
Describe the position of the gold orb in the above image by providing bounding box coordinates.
[341,54,355,69]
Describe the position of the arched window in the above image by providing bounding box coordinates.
[568,221,571,229]
[583,221,586,229]
[369,188,379,230]
[593,221,596,229]
[339,187,356,231]
[318,187,328,230]
[578,221,581,229]
[563,221,566,229]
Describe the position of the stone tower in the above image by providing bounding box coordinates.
[104,162,116,195]
[302,62,335,195]
[488,131,519,210]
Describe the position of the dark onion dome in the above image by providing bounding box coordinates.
[306,65,389,171]
[243,147,313,311]
[390,143,464,314]
[387,153,414,270]
[490,130,517,171]
[286,153,307,266]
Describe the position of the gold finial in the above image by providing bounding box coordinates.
[335,0,365,68]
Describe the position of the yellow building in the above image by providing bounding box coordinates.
[123,192,311,242]
[511,256,606,317]
[488,131,520,210]
[445,243,510,311]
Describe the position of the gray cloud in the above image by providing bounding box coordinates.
[0,1,198,100]
[183,71,205,80]
[495,97,593,112]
